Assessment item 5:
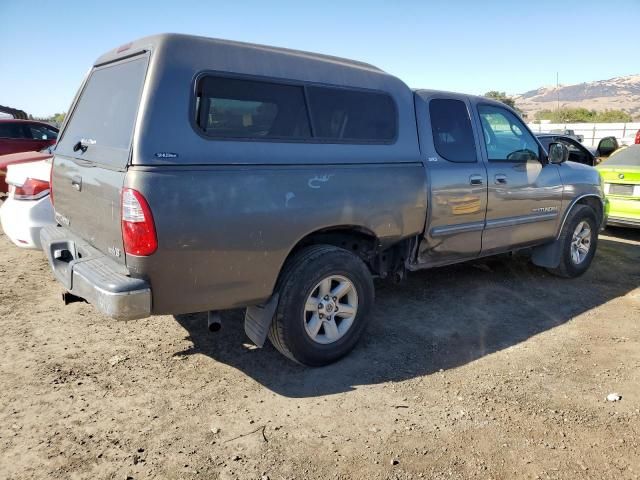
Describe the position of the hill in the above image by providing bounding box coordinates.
[515,74,640,120]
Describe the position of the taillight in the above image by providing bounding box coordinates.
[121,188,157,256]
[635,129,640,145]
[12,178,50,200]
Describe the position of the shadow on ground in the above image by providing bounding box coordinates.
[173,228,640,398]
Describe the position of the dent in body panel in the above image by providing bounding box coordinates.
[418,163,488,265]
[125,163,427,314]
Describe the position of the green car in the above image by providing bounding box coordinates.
[597,144,640,228]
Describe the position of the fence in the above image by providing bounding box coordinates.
[527,122,640,147]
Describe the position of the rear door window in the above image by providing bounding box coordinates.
[0,122,29,139]
[28,124,58,140]
[56,55,148,168]
[606,145,640,167]
[195,76,311,139]
[429,99,477,162]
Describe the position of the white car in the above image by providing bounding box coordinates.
[620,128,640,147]
[0,159,54,249]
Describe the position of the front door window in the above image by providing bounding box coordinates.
[478,105,541,162]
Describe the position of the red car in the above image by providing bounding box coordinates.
[0,150,54,195]
[0,119,58,194]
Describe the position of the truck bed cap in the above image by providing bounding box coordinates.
[95,33,387,76]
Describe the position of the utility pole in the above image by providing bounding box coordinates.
[556,72,560,111]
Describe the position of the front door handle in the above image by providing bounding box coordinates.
[469,174,483,186]
[494,174,507,185]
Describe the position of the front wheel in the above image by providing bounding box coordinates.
[546,204,598,278]
[268,245,374,366]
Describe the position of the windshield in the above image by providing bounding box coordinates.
[605,145,640,167]
[56,55,148,168]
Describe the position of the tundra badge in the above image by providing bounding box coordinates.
[532,206,558,213]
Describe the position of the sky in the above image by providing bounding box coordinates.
[1,0,639,117]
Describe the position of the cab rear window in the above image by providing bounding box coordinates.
[57,55,148,168]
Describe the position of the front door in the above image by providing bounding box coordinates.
[416,95,488,266]
[475,104,563,254]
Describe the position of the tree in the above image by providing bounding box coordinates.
[534,108,632,123]
[35,112,66,127]
[484,91,517,108]
[49,112,66,125]
[595,109,632,123]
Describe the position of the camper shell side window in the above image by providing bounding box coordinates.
[194,73,398,144]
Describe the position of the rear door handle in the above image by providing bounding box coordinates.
[469,174,483,186]
[494,174,507,185]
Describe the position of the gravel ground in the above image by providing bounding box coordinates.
[0,225,639,480]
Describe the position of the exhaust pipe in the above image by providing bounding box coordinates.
[62,292,85,305]
[207,311,222,332]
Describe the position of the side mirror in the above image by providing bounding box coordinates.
[596,136,618,157]
[548,142,569,164]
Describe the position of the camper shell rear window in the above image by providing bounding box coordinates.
[56,54,148,169]
[195,74,397,144]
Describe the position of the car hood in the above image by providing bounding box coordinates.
[0,151,53,169]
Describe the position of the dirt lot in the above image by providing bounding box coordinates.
[0,225,639,480]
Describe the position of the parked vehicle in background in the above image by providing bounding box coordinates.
[0,148,54,195]
[619,128,640,147]
[549,129,584,143]
[597,144,640,228]
[0,119,58,156]
[536,135,618,166]
[0,158,54,248]
[41,34,605,366]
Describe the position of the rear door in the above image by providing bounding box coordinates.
[52,54,149,264]
[475,104,563,253]
[415,95,488,266]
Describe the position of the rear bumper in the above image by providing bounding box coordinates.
[0,194,55,249]
[606,216,640,228]
[604,197,640,228]
[40,225,151,320]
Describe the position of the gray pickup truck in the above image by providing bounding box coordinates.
[41,34,604,366]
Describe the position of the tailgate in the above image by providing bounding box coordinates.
[51,53,149,264]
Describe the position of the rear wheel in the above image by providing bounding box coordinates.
[268,245,374,366]
[546,204,598,278]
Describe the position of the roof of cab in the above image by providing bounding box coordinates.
[95,33,386,75]
[414,89,526,114]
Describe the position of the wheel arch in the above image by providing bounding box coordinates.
[274,225,415,289]
[556,194,604,239]
[533,195,603,269]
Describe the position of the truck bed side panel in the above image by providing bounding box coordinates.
[125,163,427,314]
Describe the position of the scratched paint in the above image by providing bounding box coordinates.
[308,174,334,189]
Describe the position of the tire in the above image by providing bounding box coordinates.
[268,244,375,366]
[546,204,598,278]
